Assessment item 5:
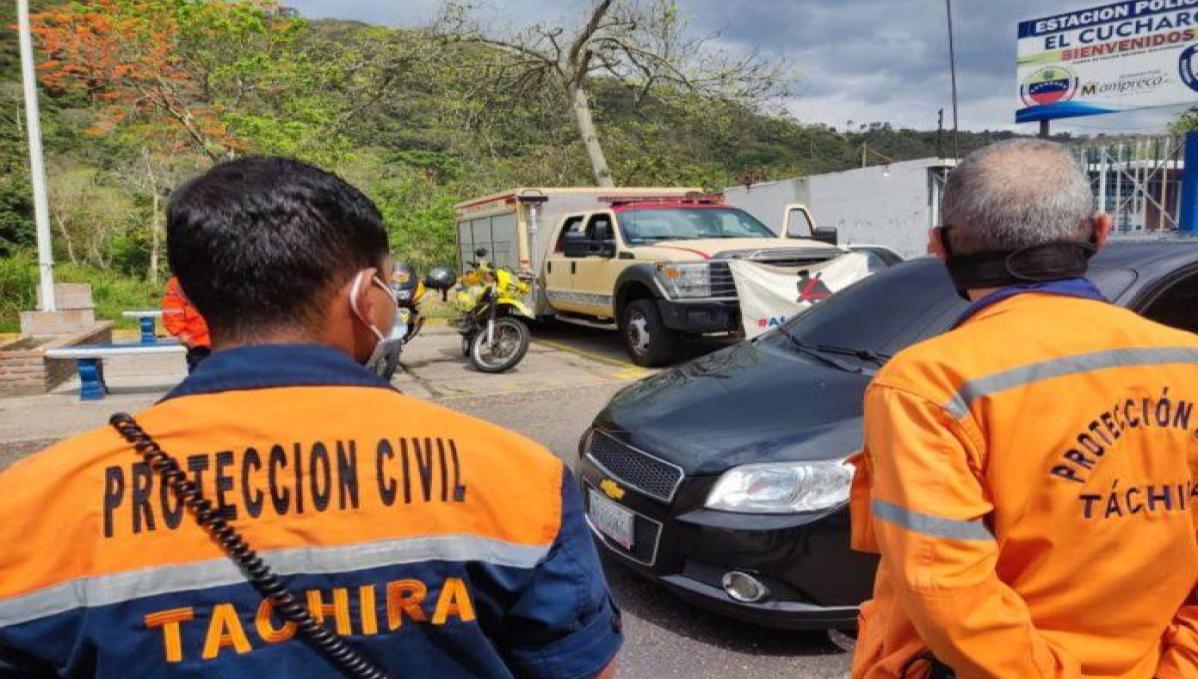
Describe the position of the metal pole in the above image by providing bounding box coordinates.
[946,0,961,159]
[1098,145,1108,214]
[1115,142,1124,230]
[1154,137,1164,229]
[1039,119,1050,139]
[17,0,55,312]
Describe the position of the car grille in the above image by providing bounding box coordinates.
[586,430,684,503]
[709,256,831,300]
[584,483,663,565]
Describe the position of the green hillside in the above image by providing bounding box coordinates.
[0,2,1025,330]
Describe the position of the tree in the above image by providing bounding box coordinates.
[1169,107,1198,136]
[30,0,302,161]
[438,0,792,187]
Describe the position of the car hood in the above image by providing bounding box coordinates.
[629,238,839,261]
[595,340,869,476]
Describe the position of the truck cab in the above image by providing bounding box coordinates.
[542,194,844,366]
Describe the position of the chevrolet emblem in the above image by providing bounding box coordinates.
[599,478,625,501]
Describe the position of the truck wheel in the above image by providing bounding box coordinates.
[621,299,679,367]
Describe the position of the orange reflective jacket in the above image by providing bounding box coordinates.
[0,345,621,677]
[850,285,1198,679]
[162,276,211,348]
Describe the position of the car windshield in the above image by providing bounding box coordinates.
[763,253,1148,371]
[620,207,776,244]
[764,259,968,363]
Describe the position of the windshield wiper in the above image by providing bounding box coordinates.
[814,344,892,367]
[776,329,863,374]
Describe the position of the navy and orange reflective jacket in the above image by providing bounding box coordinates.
[850,280,1198,679]
[0,344,622,678]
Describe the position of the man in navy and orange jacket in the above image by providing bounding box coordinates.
[851,139,1196,678]
[0,157,622,678]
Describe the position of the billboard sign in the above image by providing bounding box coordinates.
[1017,1,1198,123]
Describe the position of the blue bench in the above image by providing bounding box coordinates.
[122,310,164,344]
[44,340,184,401]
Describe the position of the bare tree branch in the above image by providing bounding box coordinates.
[435,0,795,185]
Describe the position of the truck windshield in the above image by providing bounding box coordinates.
[620,207,776,244]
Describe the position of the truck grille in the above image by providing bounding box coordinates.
[586,431,684,503]
[709,256,831,300]
[709,262,738,298]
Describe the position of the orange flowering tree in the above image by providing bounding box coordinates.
[31,0,302,161]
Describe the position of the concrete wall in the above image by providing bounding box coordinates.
[726,158,954,258]
[0,323,113,396]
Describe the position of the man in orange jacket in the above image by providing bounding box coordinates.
[0,158,621,678]
[850,139,1196,679]
[162,274,211,372]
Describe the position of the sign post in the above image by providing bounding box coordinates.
[16,0,56,312]
[1180,131,1198,233]
[1017,2,1198,125]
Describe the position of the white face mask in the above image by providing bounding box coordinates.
[349,271,403,379]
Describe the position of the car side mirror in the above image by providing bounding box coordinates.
[599,240,617,258]
[813,226,838,246]
[563,231,591,258]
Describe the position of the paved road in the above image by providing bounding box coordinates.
[0,323,853,677]
[453,383,854,679]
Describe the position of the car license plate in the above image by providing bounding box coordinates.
[588,489,634,549]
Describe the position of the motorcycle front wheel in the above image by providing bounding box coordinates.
[468,317,530,373]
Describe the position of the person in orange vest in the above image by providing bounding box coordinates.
[0,157,621,678]
[162,274,211,373]
[850,139,1196,679]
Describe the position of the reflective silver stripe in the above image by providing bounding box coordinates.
[871,499,993,541]
[0,533,549,628]
[944,347,1198,419]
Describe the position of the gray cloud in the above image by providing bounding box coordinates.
[288,0,1190,134]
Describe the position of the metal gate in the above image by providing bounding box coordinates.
[1074,136,1184,233]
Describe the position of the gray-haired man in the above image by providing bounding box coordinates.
[850,139,1197,679]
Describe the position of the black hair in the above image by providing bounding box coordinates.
[167,157,389,339]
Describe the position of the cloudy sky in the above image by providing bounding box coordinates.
[289,0,1191,135]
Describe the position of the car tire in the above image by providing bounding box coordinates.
[621,299,679,367]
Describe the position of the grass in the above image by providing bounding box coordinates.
[0,253,159,333]
[0,253,461,333]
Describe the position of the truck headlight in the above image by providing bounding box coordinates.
[705,460,853,514]
[655,262,711,299]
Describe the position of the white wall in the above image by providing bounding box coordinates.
[726,158,953,258]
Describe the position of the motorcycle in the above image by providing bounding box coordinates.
[390,261,427,345]
[433,248,533,373]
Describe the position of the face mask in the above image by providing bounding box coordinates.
[349,271,403,379]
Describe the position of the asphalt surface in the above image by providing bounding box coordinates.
[0,322,854,677]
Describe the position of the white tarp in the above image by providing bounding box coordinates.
[730,253,873,338]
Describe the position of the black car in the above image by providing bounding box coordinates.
[577,241,1198,629]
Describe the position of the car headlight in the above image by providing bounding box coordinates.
[705,459,853,513]
[655,262,711,299]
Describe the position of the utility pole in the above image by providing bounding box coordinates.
[945,0,961,159]
[17,0,56,312]
[862,141,868,169]
[937,108,945,159]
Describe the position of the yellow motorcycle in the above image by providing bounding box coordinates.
[448,248,534,373]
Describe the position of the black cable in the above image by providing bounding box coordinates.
[109,413,393,679]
